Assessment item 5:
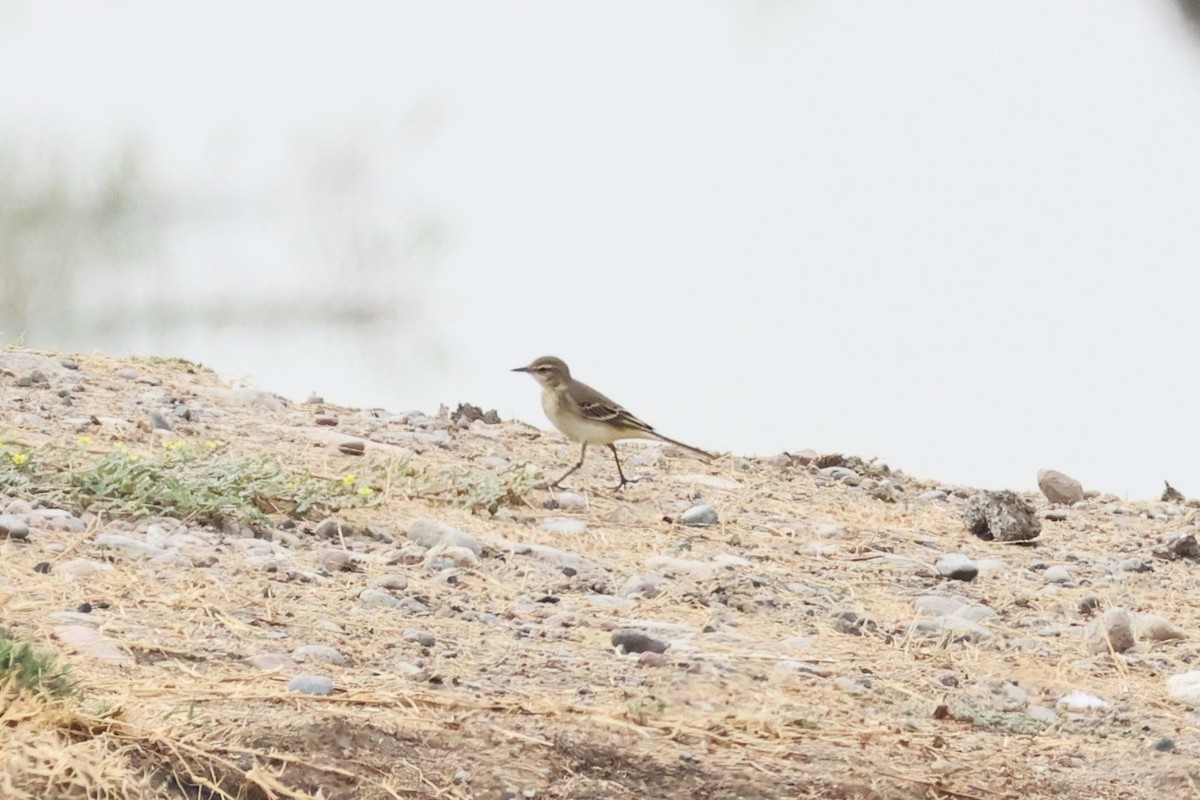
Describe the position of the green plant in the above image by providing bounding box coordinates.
[0,629,73,697]
[0,440,394,527]
[417,461,539,515]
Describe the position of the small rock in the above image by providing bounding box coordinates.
[369,574,409,590]
[287,675,334,696]
[831,609,877,637]
[935,554,978,582]
[394,660,428,680]
[408,518,482,555]
[1153,737,1176,752]
[917,490,948,502]
[1083,607,1135,654]
[115,367,140,380]
[1056,690,1108,711]
[315,414,339,426]
[963,490,1042,542]
[427,544,479,568]
[551,492,588,511]
[1113,557,1152,573]
[1134,613,1186,642]
[359,588,404,609]
[314,517,355,540]
[404,629,436,647]
[1167,671,1200,706]
[539,517,588,534]
[834,677,867,695]
[53,625,132,667]
[149,409,172,430]
[55,558,113,580]
[246,653,297,671]
[0,514,30,540]
[1038,469,1084,505]
[338,440,366,456]
[819,466,861,485]
[316,548,357,573]
[611,629,669,654]
[678,504,719,527]
[1153,530,1200,561]
[638,652,669,667]
[291,645,346,666]
[618,573,665,599]
[1043,566,1072,584]
[95,533,167,559]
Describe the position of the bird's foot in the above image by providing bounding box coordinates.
[612,476,641,491]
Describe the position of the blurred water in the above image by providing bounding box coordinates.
[4,1,1200,498]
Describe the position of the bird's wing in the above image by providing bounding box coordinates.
[572,381,656,434]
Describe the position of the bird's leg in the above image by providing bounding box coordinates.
[550,443,587,489]
[608,443,640,490]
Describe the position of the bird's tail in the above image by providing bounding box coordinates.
[650,432,718,461]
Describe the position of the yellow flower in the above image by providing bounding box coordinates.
[77,435,93,446]
[162,439,184,451]
[10,452,28,466]
[342,474,357,487]
[204,440,218,450]
[126,454,139,462]
[357,486,373,497]
[116,442,127,451]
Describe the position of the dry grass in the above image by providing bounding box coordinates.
[2,347,1200,798]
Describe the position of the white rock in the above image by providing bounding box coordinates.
[1166,671,1200,706]
[1083,607,1135,654]
[1056,690,1108,711]
[1134,613,1186,642]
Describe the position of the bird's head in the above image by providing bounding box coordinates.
[512,356,571,389]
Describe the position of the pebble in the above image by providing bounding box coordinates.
[490,538,599,574]
[0,514,30,540]
[429,545,480,568]
[678,504,719,527]
[1037,469,1084,505]
[287,675,334,696]
[359,588,405,608]
[935,554,978,582]
[404,629,436,647]
[818,466,861,485]
[638,652,669,667]
[643,556,719,580]
[1043,566,1072,584]
[550,492,588,512]
[5,499,33,515]
[55,558,114,580]
[95,534,168,559]
[1153,530,1200,561]
[669,474,741,491]
[539,517,588,535]
[368,574,408,590]
[914,595,995,621]
[963,490,1042,542]
[618,572,665,599]
[291,645,346,666]
[149,409,172,430]
[611,629,669,654]
[917,490,948,502]
[1166,671,1200,706]
[1083,607,1135,654]
[246,653,297,671]
[1134,613,1186,642]
[394,660,428,680]
[1056,690,1108,711]
[407,518,482,555]
[53,625,133,667]
[316,548,357,573]
[834,677,867,695]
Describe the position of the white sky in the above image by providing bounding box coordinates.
[2,1,1199,498]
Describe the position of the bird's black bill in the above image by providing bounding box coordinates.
[511,366,529,373]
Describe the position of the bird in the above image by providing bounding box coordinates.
[512,355,715,490]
